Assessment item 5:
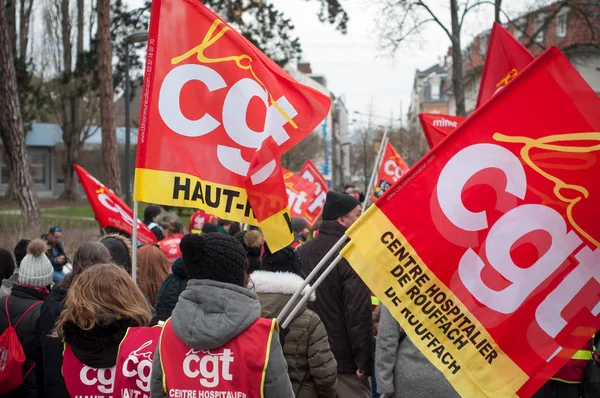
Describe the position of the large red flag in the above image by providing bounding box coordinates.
[419,113,466,149]
[283,168,317,221]
[298,159,329,228]
[74,165,157,245]
[476,22,534,108]
[342,47,600,397]
[133,0,331,251]
[371,141,409,201]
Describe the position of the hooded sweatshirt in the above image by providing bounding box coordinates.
[150,279,294,397]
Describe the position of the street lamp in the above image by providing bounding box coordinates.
[124,30,148,207]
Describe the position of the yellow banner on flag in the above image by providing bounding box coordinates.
[341,206,529,397]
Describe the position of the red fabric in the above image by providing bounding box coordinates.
[113,326,162,398]
[372,47,600,397]
[160,318,274,397]
[370,142,409,201]
[188,210,217,233]
[159,234,183,263]
[551,342,590,383]
[134,0,330,251]
[63,345,116,397]
[298,159,328,228]
[74,164,157,245]
[476,22,534,108]
[0,298,41,393]
[283,168,317,223]
[418,114,466,149]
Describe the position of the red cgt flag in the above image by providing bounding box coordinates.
[476,22,534,108]
[419,114,466,149]
[342,47,600,397]
[298,159,329,228]
[74,164,157,245]
[283,168,317,221]
[134,0,331,251]
[371,141,409,201]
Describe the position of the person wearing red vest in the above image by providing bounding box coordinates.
[49,263,157,398]
[150,233,294,397]
[159,220,184,264]
[188,209,217,234]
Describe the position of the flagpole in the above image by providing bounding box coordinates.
[281,253,345,329]
[277,234,349,322]
[362,128,389,212]
[131,201,139,283]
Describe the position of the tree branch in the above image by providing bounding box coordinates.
[459,1,496,28]
[415,0,453,41]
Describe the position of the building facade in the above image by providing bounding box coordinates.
[447,0,600,115]
[407,63,451,135]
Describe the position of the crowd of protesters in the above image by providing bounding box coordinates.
[0,192,590,398]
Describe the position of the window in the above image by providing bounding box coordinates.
[514,18,526,42]
[535,13,546,43]
[557,8,569,39]
[29,153,47,185]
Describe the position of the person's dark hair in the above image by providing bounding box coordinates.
[217,218,231,227]
[344,184,355,191]
[13,239,30,267]
[168,220,183,235]
[228,222,241,236]
[60,241,112,289]
[201,223,219,234]
[99,234,133,274]
[144,205,162,222]
[49,226,62,234]
[0,249,15,281]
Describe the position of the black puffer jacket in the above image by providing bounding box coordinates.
[0,285,46,398]
[154,258,188,322]
[297,220,374,376]
[42,317,139,398]
[36,284,68,396]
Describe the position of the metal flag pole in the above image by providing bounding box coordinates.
[131,201,139,283]
[362,128,389,212]
[281,253,345,329]
[277,234,349,322]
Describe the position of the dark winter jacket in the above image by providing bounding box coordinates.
[0,285,46,398]
[154,258,188,322]
[145,221,165,242]
[297,220,374,376]
[41,237,67,272]
[251,271,337,398]
[36,284,68,396]
[42,317,140,398]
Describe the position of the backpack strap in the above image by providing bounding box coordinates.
[13,300,42,330]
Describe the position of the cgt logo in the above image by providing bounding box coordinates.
[183,348,234,388]
[80,366,115,394]
[158,20,298,185]
[437,134,600,360]
[383,159,405,183]
[122,340,154,392]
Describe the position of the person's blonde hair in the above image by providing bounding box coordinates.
[55,263,152,339]
[136,245,170,305]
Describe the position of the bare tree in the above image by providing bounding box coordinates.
[0,0,40,228]
[376,0,502,116]
[97,0,121,195]
[43,0,98,200]
[281,132,324,172]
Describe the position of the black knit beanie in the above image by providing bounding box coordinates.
[262,244,303,277]
[322,191,360,220]
[14,239,30,267]
[180,233,247,286]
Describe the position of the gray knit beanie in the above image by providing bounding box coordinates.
[18,239,54,287]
